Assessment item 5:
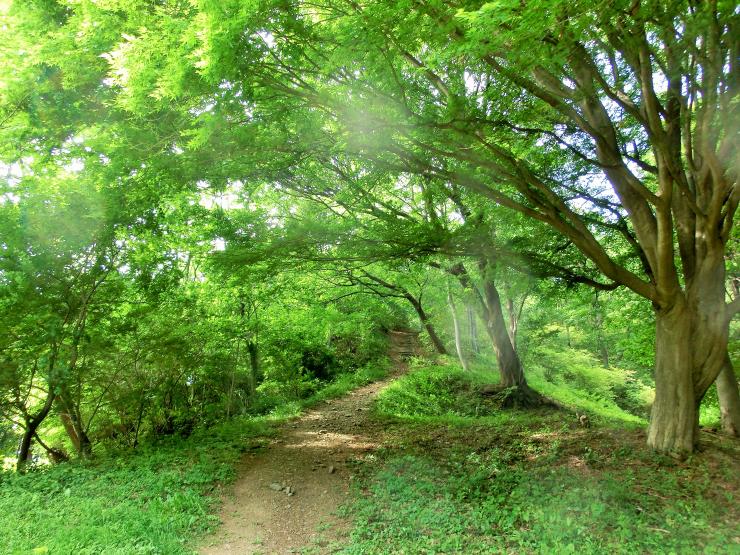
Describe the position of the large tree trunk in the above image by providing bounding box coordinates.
[716,354,740,437]
[648,254,730,456]
[447,282,470,371]
[648,300,696,456]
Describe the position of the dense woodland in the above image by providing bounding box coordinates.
[0,1,738,553]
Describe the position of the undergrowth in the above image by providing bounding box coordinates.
[0,360,389,554]
[340,361,740,554]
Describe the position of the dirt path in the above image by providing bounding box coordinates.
[198,365,404,555]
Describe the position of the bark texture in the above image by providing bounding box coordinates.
[716,354,740,437]
[648,301,696,456]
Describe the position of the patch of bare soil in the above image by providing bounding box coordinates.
[198,368,403,555]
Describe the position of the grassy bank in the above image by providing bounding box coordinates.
[338,362,740,554]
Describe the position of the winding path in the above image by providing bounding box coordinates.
[198,342,412,554]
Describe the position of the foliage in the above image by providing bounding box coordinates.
[0,417,274,554]
[342,450,737,554]
[0,359,389,553]
[377,359,648,426]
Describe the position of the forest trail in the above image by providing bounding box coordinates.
[199,331,417,555]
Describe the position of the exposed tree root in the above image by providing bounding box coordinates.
[479,384,557,410]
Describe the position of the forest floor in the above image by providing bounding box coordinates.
[198,364,406,555]
[197,356,740,555]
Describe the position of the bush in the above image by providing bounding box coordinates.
[375,360,496,419]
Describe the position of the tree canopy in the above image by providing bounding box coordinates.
[0,0,737,469]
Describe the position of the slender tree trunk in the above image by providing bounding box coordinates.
[449,261,529,389]
[59,396,92,458]
[59,411,80,452]
[133,396,146,448]
[505,298,518,347]
[17,389,56,472]
[247,339,259,395]
[467,304,480,355]
[227,340,239,418]
[482,279,528,389]
[17,433,34,469]
[447,282,470,371]
[406,295,448,355]
[716,354,740,437]
[593,295,609,367]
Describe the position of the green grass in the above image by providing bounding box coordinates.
[3,358,735,554]
[269,358,390,418]
[340,361,740,554]
[377,358,645,426]
[0,418,275,554]
[0,360,389,555]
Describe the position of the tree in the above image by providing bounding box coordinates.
[156,0,732,456]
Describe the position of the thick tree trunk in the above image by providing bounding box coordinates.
[648,254,729,456]
[407,295,448,355]
[447,283,470,371]
[648,300,696,456]
[482,280,528,389]
[716,354,740,437]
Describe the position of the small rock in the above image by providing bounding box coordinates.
[328,466,336,474]
[269,482,283,491]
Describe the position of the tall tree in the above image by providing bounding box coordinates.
[157,0,733,456]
